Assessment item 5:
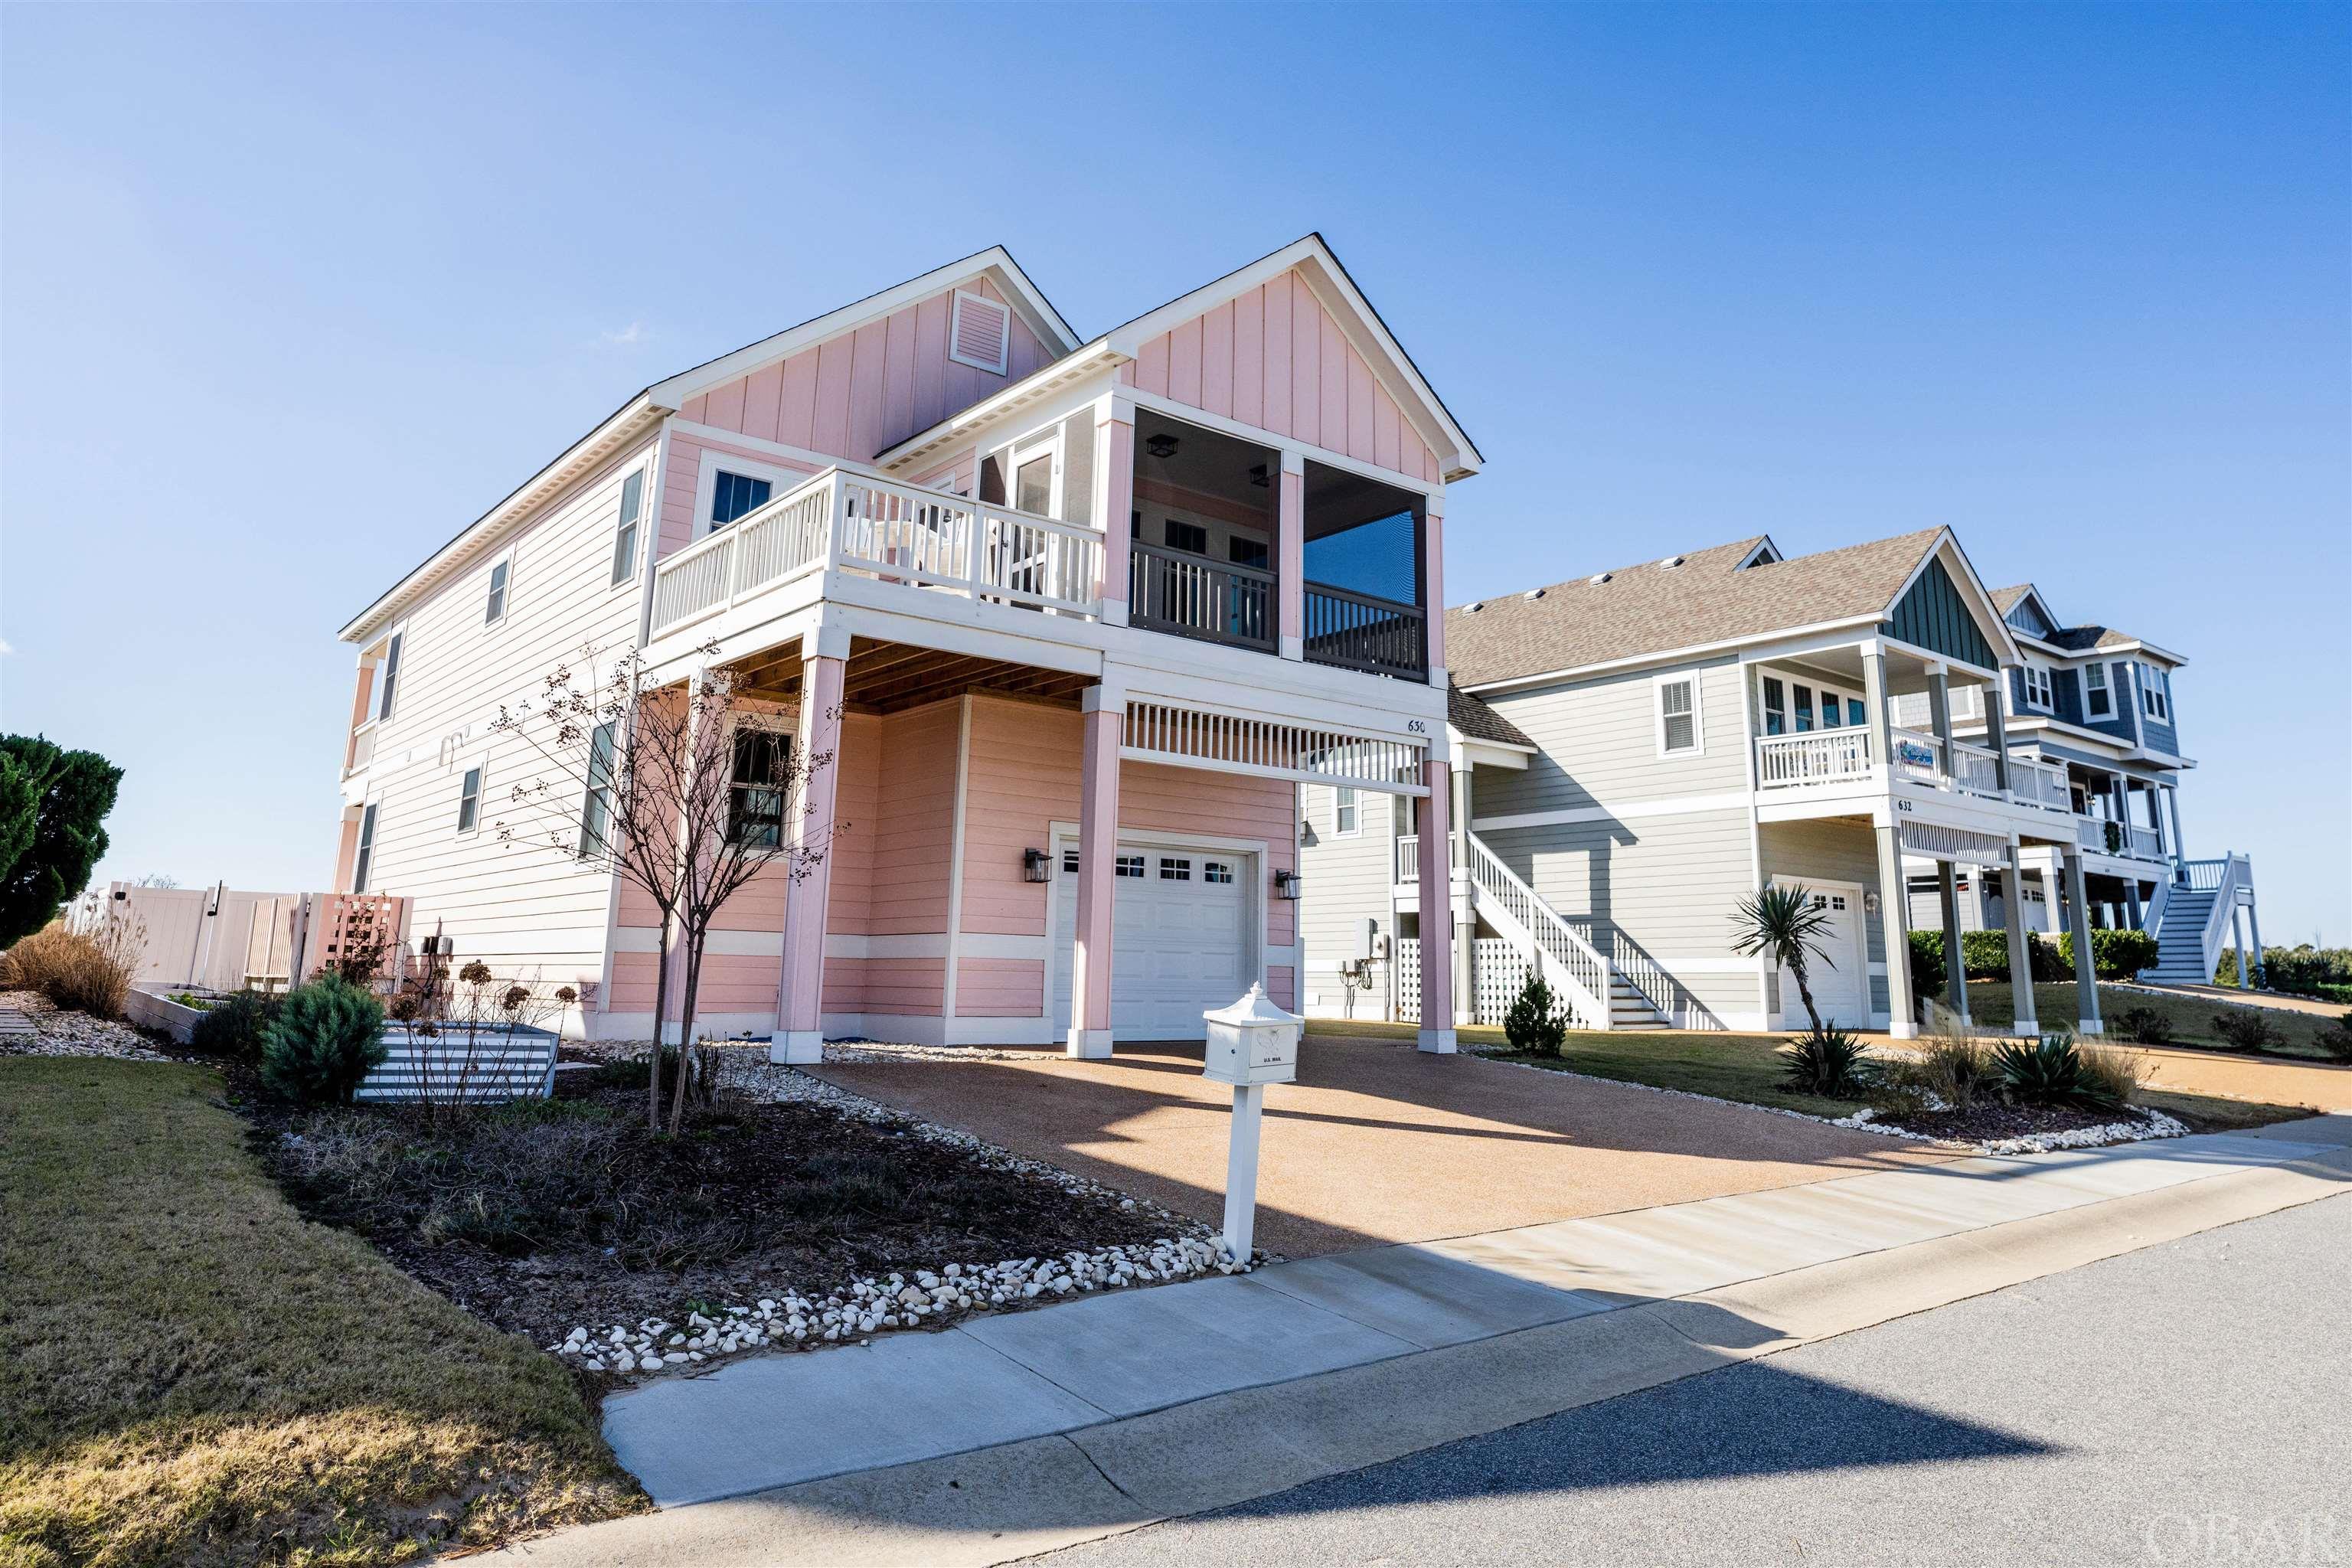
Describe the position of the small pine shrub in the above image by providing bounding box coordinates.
[190,988,281,1062]
[261,974,388,1104]
[1502,971,1569,1057]
[2109,1004,2175,1047]
[1781,1026,1870,1098]
[2209,1008,2278,1053]
[1994,1034,2118,1109]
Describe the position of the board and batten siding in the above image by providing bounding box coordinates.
[348,435,660,1021]
[1123,266,1442,486]
[1295,782,1400,1016]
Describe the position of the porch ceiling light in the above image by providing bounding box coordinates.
[1248,463,1271,488]
[1146,433,1179,460]
[1275,869,1303,900]
[1022,848,1052,884]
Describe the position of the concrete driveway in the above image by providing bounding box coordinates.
[813,1032,1952,1259]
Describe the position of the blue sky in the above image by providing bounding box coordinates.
[5,3,2346,943]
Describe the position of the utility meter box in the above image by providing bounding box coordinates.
[1201,983,1302,1087]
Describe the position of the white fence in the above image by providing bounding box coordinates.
[356,1024,561,1103]
[1396,939,1537,1027]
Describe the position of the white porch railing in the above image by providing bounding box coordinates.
[2074,815,2164,861]
[648,466,1105,638]
[1951,740,2002,797]
[1889,727,1945,785]
[1393,832,1465,884]
[2009,756,2070,812]
[1462,834,1613,1030]
[1756,728,1873,786]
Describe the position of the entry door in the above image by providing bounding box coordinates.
[1775,882,1866,1029]
[1052,846,1254,1040]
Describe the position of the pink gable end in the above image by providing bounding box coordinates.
[681,276,1050,465]
[1132,267,1437,484]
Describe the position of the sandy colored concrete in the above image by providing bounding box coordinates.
[812,1033,1951,1259]
[2090,1041,2350,1112]
[2122,982,2350,1020]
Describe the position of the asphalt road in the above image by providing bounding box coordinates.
[1034,1193,2352,1568]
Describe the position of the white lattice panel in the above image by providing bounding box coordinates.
[1396,938,1421,1024]
[1474,939,1531,1026]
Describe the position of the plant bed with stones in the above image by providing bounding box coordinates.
[263,1042,1236,1384]
[1852,1099,2188,1155]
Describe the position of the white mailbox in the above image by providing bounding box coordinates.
[1201,983,1301,1087]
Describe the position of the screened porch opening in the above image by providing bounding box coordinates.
[1127,410,1280,652]
[1302,461,1426,680]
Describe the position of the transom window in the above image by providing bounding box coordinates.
[1334,786,1359,836]
[727,727,791,848]
[456,766,482,833]
[1158,857,1191,881]
[710,470,773,531]
[1114,854,1146,878]
[1656,676,1700,756]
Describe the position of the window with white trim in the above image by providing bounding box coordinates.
[1656,675,1701,756]
[375,632,403,723]
[1158,857,1192,881]
[1761,676,1786,737]
[352,802,378,893]
[611,469,645,586]
[578,723,617,857]
[1333,786,1359,836]
[2020,664,2053,712]
[484,558,511,625]
[709,470,773,531]
[1114,854,1145,878]
[948,289,1011,375]
[456,766,482,833]
[2138,662,2171,721]
[727,727,792,848]
[1203,861,1234,884]
[2085,661,2112,719]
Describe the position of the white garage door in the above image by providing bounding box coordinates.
[1053,846,1253,1040]
[1775,881,1867,1030]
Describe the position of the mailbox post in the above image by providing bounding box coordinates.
[1201,983,1301,1261]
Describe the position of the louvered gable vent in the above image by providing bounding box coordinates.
[948,290,1011,375]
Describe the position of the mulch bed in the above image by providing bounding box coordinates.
[1875,1099,2158,1143]
[250,1071,1183,1351]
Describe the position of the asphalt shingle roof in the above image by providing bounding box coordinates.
[1446,685,1534,748]
[1990,583,2142,654]
[1444,529,1946,688]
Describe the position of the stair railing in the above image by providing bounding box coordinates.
[1462,833,1614,1029]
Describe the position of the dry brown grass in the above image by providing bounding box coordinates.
[0,918,139,1020]
[0,1059,643,1567]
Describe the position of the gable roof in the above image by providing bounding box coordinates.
[1448,685,1534,749]
[877,233,1481,480]
[1446,528,1986,688]
[1991,583,2184,665]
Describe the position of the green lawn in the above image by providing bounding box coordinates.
[1963,982,2347,1060]
[1305,1018,1862,1116]
[0,1059,644,1568]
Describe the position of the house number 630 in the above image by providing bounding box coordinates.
[1406,720,1427,733]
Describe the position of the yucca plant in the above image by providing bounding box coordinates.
[1994,1034,2118,1110]
[1730,884,1840,1033]
[1781,1025,1870,1097]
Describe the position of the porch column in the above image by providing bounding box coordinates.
[1277,452,1305,661]
[2232,903,2253,990]
[1861,643,1893,774]
[2124,881,2145,931]
[2246,900,2265,988]
[772,648,848,1065]
[1067,686,1122,1058]
[1415,761,1457,1054]
[2002,841,2040,1037]
[2061,848,2103,1035]
[1937,861,1969,1028]
[1423,491,1446,686]
[1094,398,1134,629]
[1927,664,1954,767]
[2164,785,2187,873]
[1451,764,1474,1026]
[1984,680,2011,791]
[1874,821,1919,1039]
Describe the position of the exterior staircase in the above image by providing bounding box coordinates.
[2140,854,2255,986]
[1459,831,1673,1031]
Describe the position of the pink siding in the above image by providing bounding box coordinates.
[1134,477,1273,531]
[957,957,1044,1018]
[1129,267,1438,485]
[861,956,946,1017]
[678,276,1050,466]
[655,429,822,555]
[869,701,959,935]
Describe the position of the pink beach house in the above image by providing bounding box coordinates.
[331,236,1481,1057]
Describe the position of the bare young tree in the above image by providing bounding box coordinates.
[489,641,840,1135]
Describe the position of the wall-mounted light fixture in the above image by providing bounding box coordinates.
[1145,433,1179,460]
[1022,848,1052,884]
[1248,462,1271,488]
[1274,869,1302,900]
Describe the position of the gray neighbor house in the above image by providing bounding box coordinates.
[1297,527,2260,1037]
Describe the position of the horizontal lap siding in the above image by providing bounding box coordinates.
[859,957,945,1017]
[353,436,659,1003]
[1297,783,1398,1006]
[956,958,1044,1018]
[960,700,1081,939]
[1130,267,1438,486]
[1472,659,1749,820]
[871,703,959,936]
[1481,811,1756,954]
[655,428,822,557]
[1759,819,1890,966]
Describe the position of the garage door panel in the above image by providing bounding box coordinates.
[1052,846,1253,1038]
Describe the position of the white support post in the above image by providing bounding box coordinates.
[1221,1083,1266,1260]
[2164,786,2187,876]
[2002,840,2039,1037]
[2246,900,2265,990]
[2063,849,2103,1035]
[2232,904,2253,990]
[1937,861,1969,1028]
[1875,820,1918,1040]
[1451,765,1473,1027]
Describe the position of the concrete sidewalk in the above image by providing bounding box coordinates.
[485,1119,2352,1567]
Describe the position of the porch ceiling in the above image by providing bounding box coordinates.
[732,636,1092,715]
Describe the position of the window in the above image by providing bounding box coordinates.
[456,766,482,833]
[1656,676,1700,756]
[1792,684,1815,733]
[2086,661,2112,718]
[351,802,378,893]
[375,632,403,722]
[1203,861,1234,884]
[1061,848,1080,873]
[1762,677,1786,737]
[709,471,773,531]
[947,289,1011,375]
[1334,786,1359,836]
[484,559,510,625]
[1227,534,1269,570]
[1847,697,1866,727]
[1158,857,1192,880]
[1015,452,1053,515]
[727,727,791,848]
[1165,518,1208,555]
[578,723,617,857]
[2138,662,2171,721]
[2020,665,2053,711]
[1114,854,1146,878]
[611,469,645,586]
